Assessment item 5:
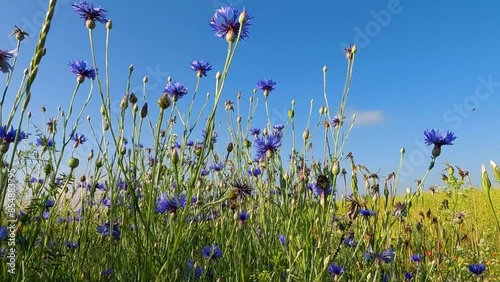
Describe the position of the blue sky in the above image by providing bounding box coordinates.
[3,0,500,193]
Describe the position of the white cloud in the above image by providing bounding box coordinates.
[350,110,384,126]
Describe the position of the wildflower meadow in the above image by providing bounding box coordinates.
[1,1,499,281]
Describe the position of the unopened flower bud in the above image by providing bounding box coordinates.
[400,147,405,155]
[243,139,251,148]
[129,64,134,73]
[143,76,148,83]
[120,94,129,110]
[24,68,29,75]
[88,149,94,161]
[332,160,340,176]
[352,44,357,54]
[227,142,234,153]
[237,116,241,123]
[132,104,139,113]
[302,128,309,140]
[238,10,248,25]
[100,104,106,115]
[140,103,148,118]
[106,19,113,30]
[490,160,500,182]
[168,76,172,83]
[27,112,31,119]
[216,71,221,80]
[41,106,46,113]
[87,115,91,122]
[319,106,325,115]
[171,149,179,165]
[129,93,138,104]
[323,65,327,72]
[482,165,491,194]
[288,109,294,119]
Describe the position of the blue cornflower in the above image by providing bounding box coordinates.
[155,193,187,214]
[200,169,210,176]
[36,137,54,148]
[279,234,288,246]
[102,198,111,208]
[190,60,212,78]
[117,179,127,190]
[272,123,284,132]
[247,168,261,177]
[365,247,395,264]
[257,79,277,97]
[331,115,344,128]
[201,245,222,260]
[359,209,376,217]
[101,268,113,278]
[186,140,194,147]
[249,128,261,137]
[424,129,457,158]
[468,263,486,276]
[170,142,181,149]
[209,6,252,42]
[68,60,96,82]
[72,1,108,25]
[42,210,50,220]
[202,130,218,144]
[411,253,423,263]
[343,235,358,247]
[164,82,188,102]
[64,241,79,249]
[0,125,28,145]
[0,49,17,73]
[45,199,55,208]
[71,132,87,147]
[0,226,7,241]
[187,259,203,278]
[327,263,344,276]
[308,183,332,197]
[238,211,249,221]
[254,131,282,160]
[405,271,413,281]
[96,222,121,240]
[210,162,224,172]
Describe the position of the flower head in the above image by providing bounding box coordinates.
[327,263,344,276]
[0,125,28,145]
[227,180,253,201]
[424,129,457,158]
[69,60,96,82]
[238,211,249,221]
[359,209,376,217]
[279,234,288,246]
[257,79,277,97]
[209,6,252,42]
[155,193,187,214]
[254,131,282,160]
[424,129,457,146]
[201,245,222,260]
[164,82,188,102]
[72,1,108,26]
[411,253,423,263]
[249,128,261,137]
[0,226,7,241]
[190,60,212,78]
[96,222,121,240]
[71,132,87,147]
[468,263,486,276]
[36,137,54,148]
[0,49,17,73]
[331,116,344,128]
